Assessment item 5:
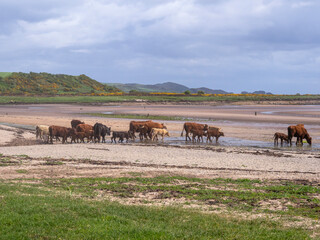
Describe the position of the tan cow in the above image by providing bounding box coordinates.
[36,125,50,142]
[151,128,170,141]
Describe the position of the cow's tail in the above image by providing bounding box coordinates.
[48,126,53,143]
[35,126,40,139]
[181,124,185,137]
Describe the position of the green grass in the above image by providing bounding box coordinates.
[0,72,12,78]
[38,176,320,220]
[0,156,21,166]
[0,94,320,104]
[43,159,64,165]
[0,180,312,239]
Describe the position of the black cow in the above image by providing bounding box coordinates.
[93,123,111,143]
[111,131,133,143]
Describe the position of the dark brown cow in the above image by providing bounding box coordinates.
[273,132,289,146]
[181,122,208,141]
[137,125,149,141]
[206,127,224,143]
[288,124,312,146]
[49,125,72,144]
[111,131,133,143]
[71,119,84,129]
[190,129,207,143]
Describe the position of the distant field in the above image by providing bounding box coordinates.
[0,72,12,78]
[0,94,320,104]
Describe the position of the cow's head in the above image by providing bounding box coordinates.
[161,123,167,129]
[106,127,111,136]
[203,124,209,131]
[306,134,312,145]
[128,131,135,138]
[219,132,225,137]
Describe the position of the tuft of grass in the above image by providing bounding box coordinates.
[0,156,21,166]
[38,176,320,220]
[15,154,30,158]
[43,160,64,166]
[16,169,28,174]
[82,112,192,121]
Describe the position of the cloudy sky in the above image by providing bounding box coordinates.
[1,0,319,94]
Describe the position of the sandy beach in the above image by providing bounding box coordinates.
[0,103,319,182]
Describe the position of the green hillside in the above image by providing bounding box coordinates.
[0,72,118,95]
[0,72,12,78]
[109,82,229,94]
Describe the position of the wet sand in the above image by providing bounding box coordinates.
[0,103,319,144]
[0,103,319,182]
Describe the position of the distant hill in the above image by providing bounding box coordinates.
[189,87,229,94]
[109,82,230,94]
[0,72,118,95]
[241,91,273,95]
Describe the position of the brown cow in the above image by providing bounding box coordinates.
[76,124,94,143]
[206,127,224,143]
[190,129,207,143]
[130,121,166,140]
[76,124,93,133]
[143,121,167,139]
[71,119,84,129]
[74,130,93,143]
[129,120,152,140]
[137,125,149,141]
[49,125,72,144]
[68,128,78,143]
[273,132,289,146]
[288,124,312,146]
[75,131,86,143]
[181,122,208,141]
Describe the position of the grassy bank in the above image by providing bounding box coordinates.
[0,94,320,104]
[83,113,193,121]
[0,177,319,239]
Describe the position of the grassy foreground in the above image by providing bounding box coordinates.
[0,176,317,239]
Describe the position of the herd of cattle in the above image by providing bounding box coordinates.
[35,119,312,146]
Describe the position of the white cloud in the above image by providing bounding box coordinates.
[1,0,320,93]
[291,1,314,8]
